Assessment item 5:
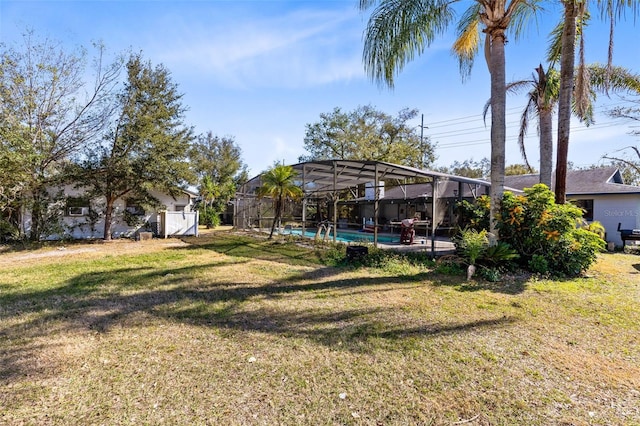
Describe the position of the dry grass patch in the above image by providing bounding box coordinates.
[1,231,639,425]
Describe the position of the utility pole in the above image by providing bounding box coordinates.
[419,113,428,169]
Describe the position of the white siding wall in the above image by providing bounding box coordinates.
[587,194,640,246]
[24,185,197,240]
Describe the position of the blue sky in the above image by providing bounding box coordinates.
[2,0,639,178]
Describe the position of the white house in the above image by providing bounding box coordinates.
[22,186,199,240]
[504,167,640,247]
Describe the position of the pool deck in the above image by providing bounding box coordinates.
[266,227,456,256]
[375,237,456,255]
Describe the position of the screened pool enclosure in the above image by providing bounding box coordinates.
[234,160,492,256]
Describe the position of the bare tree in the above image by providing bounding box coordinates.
[0,31,122,239]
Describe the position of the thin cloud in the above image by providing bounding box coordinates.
[151,6,365,89]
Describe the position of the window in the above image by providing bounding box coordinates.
[175,205,186,212]
[66,197,90,216]
[573,199,594,221]
[125,199,145,216]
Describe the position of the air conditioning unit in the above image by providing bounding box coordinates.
[68,206,89,216]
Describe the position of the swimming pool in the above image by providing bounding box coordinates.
[283,228,400,244]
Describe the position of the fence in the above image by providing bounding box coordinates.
[159,211,199,237]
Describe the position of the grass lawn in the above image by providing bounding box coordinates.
[1,230,639,425]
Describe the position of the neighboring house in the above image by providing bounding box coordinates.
[504,167,640,247]
[22,186,199,240]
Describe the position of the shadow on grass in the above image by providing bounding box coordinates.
[0,237,135,254]
[0,259,517,382]
[428,273,529,295]
[178,231,321,267]
[633,263,640,273]
[178,231,533,294]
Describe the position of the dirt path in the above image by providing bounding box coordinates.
[0,227,232,268]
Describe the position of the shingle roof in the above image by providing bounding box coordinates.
[503,167,640,195]
[383,180,489,199]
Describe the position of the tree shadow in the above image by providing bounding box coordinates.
[177,232,323,267]
[0,261,242,318]
[1,262,518,382]
[632,264,640,273]
[428,273,529,295]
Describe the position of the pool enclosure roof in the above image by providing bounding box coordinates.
[287,160,492,195]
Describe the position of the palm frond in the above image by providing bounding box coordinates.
[505,79,536,95]
[588,64,640,94]
[362,0,456,88]
[359,0,380,10]
[482,98,491,126]
[517,96,537,170]
[573,8,592,124]
[507,0,546,42]
[541,66,560,109]
[546,10,588,66]
[596,0,640,20]
[453,3,482,80]
[546,19,563,65]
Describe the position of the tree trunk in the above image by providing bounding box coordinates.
[29,194,42,242]
[489,30,507,238]
[555,0,578,204]
[539,108,554,187]
[29,185,47,242]
[269,196,282,239]
[103,197,115,241]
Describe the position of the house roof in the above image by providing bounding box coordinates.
[382,180,490,200]
[182,187,200,198]
[503,167,640,196]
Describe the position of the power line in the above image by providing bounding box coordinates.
[414,97,638,162]
[435,120,627,149]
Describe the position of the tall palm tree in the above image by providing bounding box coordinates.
[553,0,639,204]
[491,63,640,187]
[257,164,303,239]
[484,64,558,186]
[359,0,539,236]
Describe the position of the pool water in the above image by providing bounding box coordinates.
[283,228,400,244]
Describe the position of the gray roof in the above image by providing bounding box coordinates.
[503,167,640,195]
[382,180,490,199]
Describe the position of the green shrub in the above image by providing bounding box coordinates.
[478,267,502,282]
[434,260,465,276]
[454,228,488,265]
[498,185,604,276]
[549,228,605,276]
[581,220,605,239]
[321,244,435,274]
[315,242,347,266]
[455,196,490,231]
[199,208,220,228]
[528,254,549,275]
[480,242,519,268]
[0,219,20,243]
[463,184,604,277]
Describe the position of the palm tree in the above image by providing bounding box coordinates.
[484,64,558,186]
[257,164,303,239]
[491,63,640,187]
[553,0,639,203]
[359,0,539,236]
